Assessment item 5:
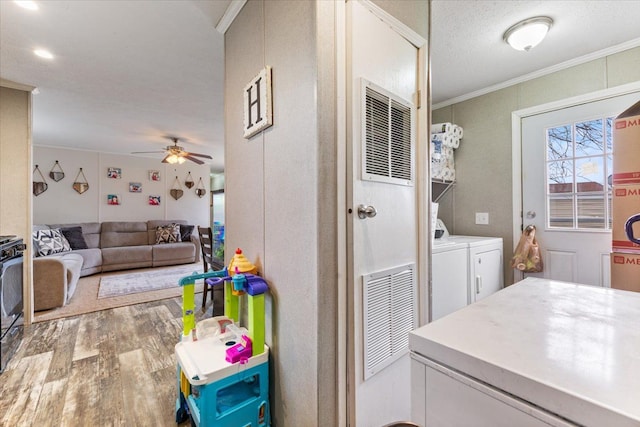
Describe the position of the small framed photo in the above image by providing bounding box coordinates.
[149,170,161,181]
[107,167,122,179]
[129,182,142,193]
[148,195,161,206]
[107,194,121,205]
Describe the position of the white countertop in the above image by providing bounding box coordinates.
[409,277,640,427]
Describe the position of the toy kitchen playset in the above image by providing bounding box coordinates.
[175,249,270,427]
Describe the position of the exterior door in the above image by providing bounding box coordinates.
[346,2,420,426]
[521,91,640,286]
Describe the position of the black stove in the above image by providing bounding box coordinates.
[1,237,24,373]
[0,235,17,246]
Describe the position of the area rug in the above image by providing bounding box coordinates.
[98,264,204,298]
[34,263,205,323]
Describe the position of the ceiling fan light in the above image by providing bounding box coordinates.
[177,156,186,164]
[503,16,553,51]
[166,154,178,164]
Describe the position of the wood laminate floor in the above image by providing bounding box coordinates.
[0,289,224,427]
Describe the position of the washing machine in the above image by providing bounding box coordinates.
[431,238,469,321]
[446,235,504,303]
[431,221,504,321]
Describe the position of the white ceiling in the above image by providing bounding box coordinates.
[2,1,640,173]
[431,0,640,106]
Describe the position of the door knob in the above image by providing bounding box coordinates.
[357,204,377,219]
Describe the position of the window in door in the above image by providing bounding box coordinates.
[546,116,614,230]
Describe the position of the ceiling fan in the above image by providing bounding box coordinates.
[131,137,212,165]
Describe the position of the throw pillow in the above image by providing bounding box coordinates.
[32,228,72,257]
[60,226,89,250]
[156,223,181,244]
[180,224,194,242]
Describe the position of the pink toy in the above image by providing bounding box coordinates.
[225,335,253,364]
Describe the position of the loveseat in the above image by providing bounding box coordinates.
[32,220,200,311]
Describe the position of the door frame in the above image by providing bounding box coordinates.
[337,0,429,425]
[511,81,640,283]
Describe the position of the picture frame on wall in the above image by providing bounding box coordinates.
[107,194,121,205]
[149,170,161,181]
[148,195,161,206]
[129,182,142,193]
[107,167,122,179]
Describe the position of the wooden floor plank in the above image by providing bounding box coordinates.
[31,378,69,426]
[45,317,81,382]
[22,319,64,357]
[119,348,166,426]
[72,311,101,361]
[0,351,53,427]
[142,305,183,373]
[0,295,223,426]
[60,356,101,426]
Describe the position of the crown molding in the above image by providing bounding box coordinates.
[216,0,247,34]
[433,37,640,110]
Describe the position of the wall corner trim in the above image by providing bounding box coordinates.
[216,0,248,34]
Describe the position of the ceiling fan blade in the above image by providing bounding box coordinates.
[161,154,172,163]
[131,150,165,154]
[183,155,205,165]
[186,152,213,159]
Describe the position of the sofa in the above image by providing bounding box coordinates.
[32,220,200,311]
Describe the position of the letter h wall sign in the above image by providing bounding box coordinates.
[243,66,273,139]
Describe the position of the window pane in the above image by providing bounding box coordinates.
[547,160,573,193]
[549,195,574,228]
[577,194,606,229]
[575,119,604,156]
[606,117,613,152]
[575,156,604,192]
[547,125,572,160]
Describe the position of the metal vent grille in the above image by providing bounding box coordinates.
[363,264,416,380]
[363,81,414,186]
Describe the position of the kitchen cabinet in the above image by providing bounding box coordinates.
[410,278,640,427]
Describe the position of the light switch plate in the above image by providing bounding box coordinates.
[475,212,489,225]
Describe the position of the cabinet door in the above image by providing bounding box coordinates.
[472,248,502,302]
[421,356,577,427]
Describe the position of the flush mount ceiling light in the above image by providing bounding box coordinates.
[34,49,53,59]
[503,16,553,51]
[14,1,38,10]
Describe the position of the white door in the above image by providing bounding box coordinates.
[346,2,420,426]
[521,91,640,286]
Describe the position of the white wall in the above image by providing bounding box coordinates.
[433,46,640,286]
[33,146,210,227]
[0,84,34,323]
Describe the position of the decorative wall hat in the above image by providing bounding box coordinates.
[195,177,206,198]
[49,160,65,182]
[73,168,89,194]
[33,165,48,196]
[184,171,194,189]
[170,176,184,200]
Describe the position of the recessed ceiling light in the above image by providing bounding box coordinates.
[34,49,53,59]
[503,16,553,52]
[14,1,38,11]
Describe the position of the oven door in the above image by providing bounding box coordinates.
[1,255,23,320]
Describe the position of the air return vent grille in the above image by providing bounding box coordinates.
[363,263,416,379]
[363,81,414,186]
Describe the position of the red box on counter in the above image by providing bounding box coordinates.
[611,252,640,292]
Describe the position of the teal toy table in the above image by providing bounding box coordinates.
[175,336,270,426]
